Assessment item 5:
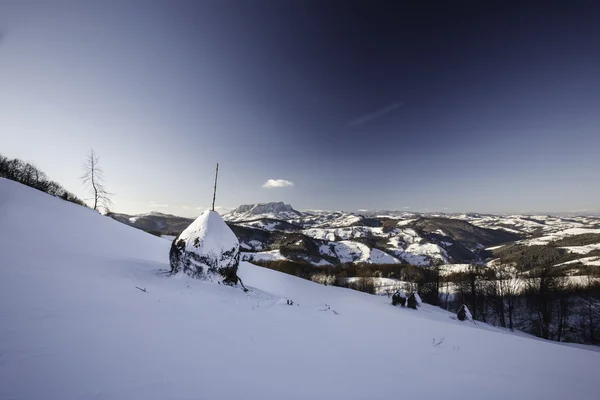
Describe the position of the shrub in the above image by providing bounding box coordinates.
[392,290,407,307]
[457,304,472,321]
[407,292,419,309]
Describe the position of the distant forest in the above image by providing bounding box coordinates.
[0,152,87,207]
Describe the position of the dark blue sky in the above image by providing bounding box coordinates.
[1,1,599,216]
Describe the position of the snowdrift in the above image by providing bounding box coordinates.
[0,177,599,400]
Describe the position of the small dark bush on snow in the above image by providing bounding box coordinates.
[457,304,472,321]
[392,290,407,307]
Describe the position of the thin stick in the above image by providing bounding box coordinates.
[211,162,219,211]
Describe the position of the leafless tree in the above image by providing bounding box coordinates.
[525,265,568,340]
[586,273,600,343]
[81,149,112,212]
[488,263,522,330]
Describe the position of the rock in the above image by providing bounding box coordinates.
[169,210,240,285]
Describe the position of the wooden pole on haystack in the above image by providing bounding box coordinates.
[211,163,219,212]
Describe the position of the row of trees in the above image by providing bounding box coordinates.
[0,153,87,206]
[443,264,600,344]
[0,150,112,213]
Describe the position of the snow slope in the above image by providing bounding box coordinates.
[330,240,401,264]
[521,228,600,246]
[1,178,599,400]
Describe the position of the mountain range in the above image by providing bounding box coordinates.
[109,202,600,267]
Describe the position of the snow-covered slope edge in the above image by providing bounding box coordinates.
[0,178,598,400]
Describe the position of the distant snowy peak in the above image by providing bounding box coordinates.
[231,201,299,215]
[224,201,303,222]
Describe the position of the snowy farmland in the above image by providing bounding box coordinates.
[1,178,599,400]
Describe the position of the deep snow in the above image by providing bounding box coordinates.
[1,178,599,400]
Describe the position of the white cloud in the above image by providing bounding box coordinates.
[195,205,234,213]
[348,102,403,127]
[149,201,168,208]
[262,179,295,189]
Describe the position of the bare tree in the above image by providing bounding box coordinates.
[488,263,522,330]
[525,265,567,340]
[81,149,112,212]
[583,272,600,344]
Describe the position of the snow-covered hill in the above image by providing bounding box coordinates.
[454,213,600,236]
[1,178,599,399]
[109,210,194,235]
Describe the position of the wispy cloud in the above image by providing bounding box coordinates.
[348,102,403,127]
[262,179,295,189]
[149,201,168,208]
[195,205,234,213]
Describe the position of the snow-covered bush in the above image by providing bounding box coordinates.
[407,292,420,309]
[392,290,407,307]
[457,304,473,321]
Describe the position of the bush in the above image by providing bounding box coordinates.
[407,292,419,309]
[457,304,472,321]
[392,290,407,307]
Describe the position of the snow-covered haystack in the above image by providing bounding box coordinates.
[169,210,240,285]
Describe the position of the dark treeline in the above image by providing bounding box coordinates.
[252,259,418,295]
[445,264,600,344]
[0,153,87,207]
[253,258,600,345]
[247,259,434,281]
[550,233,600,247]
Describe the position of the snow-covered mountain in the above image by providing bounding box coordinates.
[1,177,599,399]
[225,201,303,222]
[452,213,600,236]
[109,202,600,267]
